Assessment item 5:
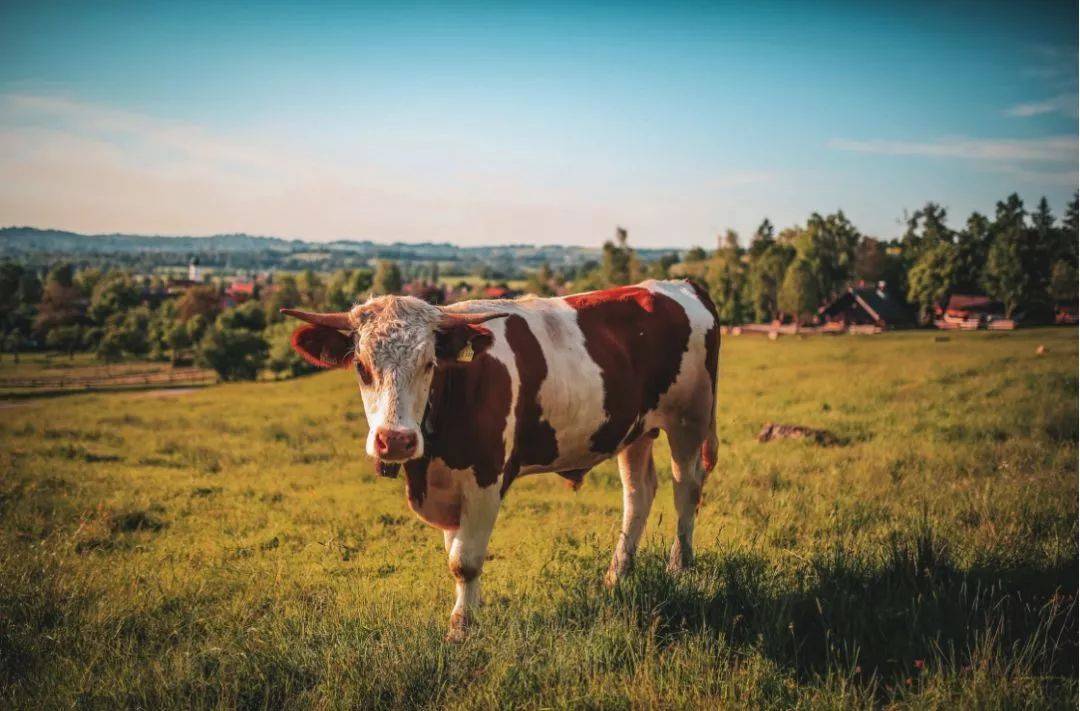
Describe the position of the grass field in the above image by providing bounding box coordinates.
[1,329,1076,708]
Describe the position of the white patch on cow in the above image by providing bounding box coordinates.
[444,297,608,474]
[527,300,607,472]
[442,460,502,640]
[349,297,442,459]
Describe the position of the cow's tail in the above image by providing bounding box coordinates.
[684,277,721,475]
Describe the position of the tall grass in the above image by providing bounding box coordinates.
[1,329,1076,708]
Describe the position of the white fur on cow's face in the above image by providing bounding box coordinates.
[349,296,443,460]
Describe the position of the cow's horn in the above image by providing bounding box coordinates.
[437,311,507,328]
[280,309,354,331]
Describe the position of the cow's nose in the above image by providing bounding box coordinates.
[374,427,418,460]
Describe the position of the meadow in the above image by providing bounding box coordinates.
[0,329,1076,709]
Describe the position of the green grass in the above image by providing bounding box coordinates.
[1,329,1076,708]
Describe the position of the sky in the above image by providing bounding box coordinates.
[0,0,1076,248]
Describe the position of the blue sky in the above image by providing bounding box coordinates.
[0,1,1076,247]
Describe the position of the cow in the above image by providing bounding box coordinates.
[282,279,720,641]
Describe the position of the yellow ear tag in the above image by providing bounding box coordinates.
[457,342,474,363]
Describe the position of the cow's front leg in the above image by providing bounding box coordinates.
[445,483,501,642]
[605,435,657,587]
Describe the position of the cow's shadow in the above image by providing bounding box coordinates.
[554,531,1077,686]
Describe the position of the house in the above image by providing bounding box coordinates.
[225,279,257,303]
[819,282,913,331]
[1055,302,1078,325]
[935,294,1007,330]
[483,285,520,299]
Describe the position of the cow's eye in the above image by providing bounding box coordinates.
[356,361,373,385]
[424,361,435,373]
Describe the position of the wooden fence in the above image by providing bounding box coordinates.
[0,367,217,391]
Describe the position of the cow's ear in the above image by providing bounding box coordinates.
[435,323,495,363]
[290,324,354,368]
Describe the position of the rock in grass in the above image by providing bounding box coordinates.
[756,422,840,446]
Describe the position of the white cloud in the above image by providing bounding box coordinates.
[827,135,1077,163]
[1004,94,1078,118]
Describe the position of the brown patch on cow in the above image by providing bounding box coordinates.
[565,286,692,454]
[404,457,463,530]
[449,559,480,583]
[427,352,512,488]
[500,315,559,493]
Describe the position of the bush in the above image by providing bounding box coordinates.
[265,321,315,379]
[197,326,268,381]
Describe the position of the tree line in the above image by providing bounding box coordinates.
[1,191,1076,380]
[569,192,1077,325]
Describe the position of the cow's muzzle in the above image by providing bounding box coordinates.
[373,427,419,462]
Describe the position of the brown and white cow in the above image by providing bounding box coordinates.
[283,279,720,641]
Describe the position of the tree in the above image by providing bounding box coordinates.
[1064,193,1078,251]
[706,249,747,324]
[46,324,83,358]
[648,253,679,280]
[954,212,991,293]
[166,321,192,364]
[0,262,26,331]
[901,202,952,259]
[778,259,820,325]
[526,263,556,296]
[265,321,315,378]
[372,260,404,295]
[96,328,126,362]
[88,272,140,325]
[748,219,775,258]
[600,231,640,287]
[906,242,959,322]
[297,269,325,307]
[35,263,83,334]
[176,284,221,323]
[198,325,268,381]
[217,301,266,332]
[718,229,740,254]
[983,232,1029,318]
[3,330,23,363]
[707,234,747,323]
[684,246,708,263]
[854,237,886,284]
[793,211,860,300]
[983,193,1048,316]
[748,242,795,321]
[1049,261,1078,303]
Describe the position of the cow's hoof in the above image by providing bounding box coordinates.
[446,611,468,643]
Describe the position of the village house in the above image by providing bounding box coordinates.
[818,282,913,333]
[934,294,1011,330]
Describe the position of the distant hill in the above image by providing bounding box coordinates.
[0,227,301,254]
[0,226,683,273]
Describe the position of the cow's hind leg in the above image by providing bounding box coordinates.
[604,434,658,587]
[666,424,710,572]
[445,482,500,642]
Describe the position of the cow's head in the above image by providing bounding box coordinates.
[282,296,505,469]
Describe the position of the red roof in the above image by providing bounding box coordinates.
[946,294,1001,313]
[484,286,512,298]
[227,280,256,296]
